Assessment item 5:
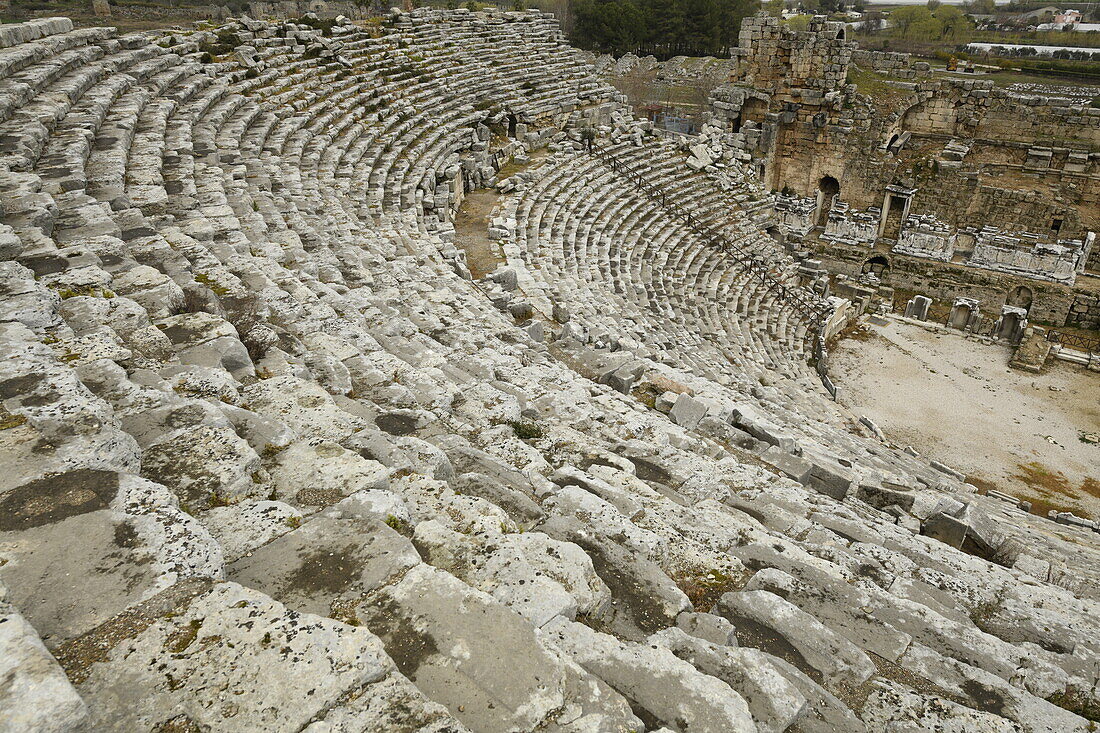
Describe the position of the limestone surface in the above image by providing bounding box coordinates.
[0,9,1097,733]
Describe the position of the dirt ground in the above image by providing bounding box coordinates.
[831,318,1100,519]
[453,189,506,281]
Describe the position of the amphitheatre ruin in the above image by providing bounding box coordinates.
[0,5,1098,732]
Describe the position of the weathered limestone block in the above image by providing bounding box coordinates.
[651,626,808,732]
[0,261,62,330]
[141,424,263,509]
[0,579,88,732]
[542,617,756,732]
[62,580,428,732]
[270,440,390,508]
[242,375,365,441]
[0,470,223,647]
[715,590,876,690]
[355,563,639,731]
[412,519,611,627]
[156,311,254,379]
[229,514,419,616]
[201,500,302,562]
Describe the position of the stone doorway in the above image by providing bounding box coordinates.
[881,195,906,241]
[995,306,1028,342]
[816,176,840,228]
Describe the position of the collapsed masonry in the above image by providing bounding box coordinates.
[1,10,1100,733]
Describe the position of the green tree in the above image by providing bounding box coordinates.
[784,13,811,30]
[570,0,758,56]
[890,5,934,36]
[933,5,970,41]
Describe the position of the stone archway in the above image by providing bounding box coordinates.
[862,254,890,280]
[1006,285,1033,311]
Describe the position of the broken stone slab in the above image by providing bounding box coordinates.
[930,459,966,482]
[600,360,643,395]
[541,617,756,732]
[651,626,808,733]
[760,445,813,484]
[921,501,1007,562]
[731,406,801,453]
[0,579,88,733]
[0,470,223,648]
[714,590,876,690]
[670,392,709,429]
[800,452,858,501]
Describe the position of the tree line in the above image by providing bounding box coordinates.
[569,0,760,56]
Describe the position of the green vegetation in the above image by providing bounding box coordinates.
[570,0,758,56]
[845,66,910,101]
[506,419,544,440]
[887,4,972,43]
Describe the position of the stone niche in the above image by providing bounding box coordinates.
[903,294,931,320]
[947,297,980,331]
[994,304,1028,343]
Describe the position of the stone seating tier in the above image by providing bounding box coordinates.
[1,11,1098,733]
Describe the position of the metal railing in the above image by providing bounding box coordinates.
[589,143,833,357]
[1047,329,1100,353]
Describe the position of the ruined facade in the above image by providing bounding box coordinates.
[700,13,1100,331]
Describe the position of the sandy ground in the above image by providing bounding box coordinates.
[831,318,1100,519]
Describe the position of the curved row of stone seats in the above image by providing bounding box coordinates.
[502,140,815,385]
[2,11,1100,733]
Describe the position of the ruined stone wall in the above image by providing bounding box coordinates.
[1067,291,1100,329]
[900,80,1100,149]
[248,1,374,19]
[814,240,1099,328]
[850,50,931,79]
[734,13,853,93]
